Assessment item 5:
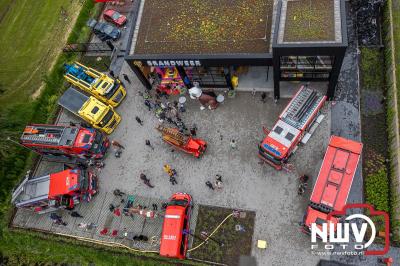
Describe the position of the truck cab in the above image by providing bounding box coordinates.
[301,206,339,235]
[160,193,192,259]
[79,97,121,134]
[92,75,126,107]
[259,85,326,170]
[59,87,121,135]
[73,126,109,158]
[12,168,98,214]
[64,62,126,107]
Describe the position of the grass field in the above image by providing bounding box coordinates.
[0,0,82,105]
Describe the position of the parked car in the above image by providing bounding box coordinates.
[86,18,97,29]
[159,193,193,259]
[103,9,127,27]
[86,18,121,41]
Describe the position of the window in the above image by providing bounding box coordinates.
[285,132,295,141]
[102,82,109,89]
[111,12,121,20]
[187,67,227,87]
[91,107,99,114]
[316,218,326,225]
[82,134,91,143]
[274,126,283,134]
[280,56,334,80]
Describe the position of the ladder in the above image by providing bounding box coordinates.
[21,126,65,145]
[282,87,323,129]
[156,125,187,146]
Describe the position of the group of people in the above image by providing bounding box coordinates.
[49,210,84,226]
[138,164,178,188]
[138,89,196,135]
[163,164,178,185]
[205,174,223,191]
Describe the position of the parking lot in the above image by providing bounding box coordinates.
[12,58,334,265]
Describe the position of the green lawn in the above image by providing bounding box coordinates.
[1,230,161,266]
[0,0,81,105]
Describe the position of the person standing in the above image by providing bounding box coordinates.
[109,70,115,78]
[112,140,125,150]
[169,176,178,185]
[140,173,154,188]
[205,181,214,190]
[190,124,197,136]
[230,139,237,149]
[135,116,144,126]
[50,213,67,226]
[163,164,173,176]
[70,211,83,218]
[122,74,131,84]
[144,99,152,111]
[214,175,223,190]
[145,140,154,150]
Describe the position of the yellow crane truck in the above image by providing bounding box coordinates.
[64,62,126,107]
[58,87,121,134]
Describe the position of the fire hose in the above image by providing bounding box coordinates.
[187,213,233,252]
[53,231,159,253]
[52,212,233,254]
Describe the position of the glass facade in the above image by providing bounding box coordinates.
[280,56,334,79]
[186,67,227,87]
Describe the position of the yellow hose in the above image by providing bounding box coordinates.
[54,231,159,253]
[52,212,234,254]
[188,213,233,252]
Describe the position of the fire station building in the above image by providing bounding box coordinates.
[124,0,347,100]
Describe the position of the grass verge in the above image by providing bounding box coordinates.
[360,47,391,238]
[190,206,255,266]
[384,0,400,243]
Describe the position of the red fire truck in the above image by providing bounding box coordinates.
[11,168,98,214]
[20,124,109,161]
[301,136,363,234]
[259,85,326,170]
[160,193,192,259]
[156,125,207,158]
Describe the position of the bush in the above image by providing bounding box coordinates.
[360,47,385,90]
[365,167,390,213]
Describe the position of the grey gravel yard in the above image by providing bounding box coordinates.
[12,61,333,265]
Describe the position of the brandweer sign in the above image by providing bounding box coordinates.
[146,60,201,67]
